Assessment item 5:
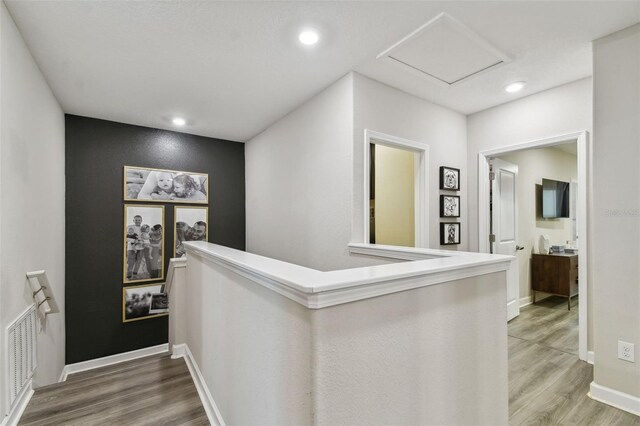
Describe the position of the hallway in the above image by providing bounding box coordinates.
[508,296,640,425]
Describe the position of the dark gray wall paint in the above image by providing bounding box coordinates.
[65,115,245,363]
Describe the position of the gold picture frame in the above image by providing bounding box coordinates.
[123,204,165,284]
[122,283,168,323]
[124,165,209,204]
[174,206,209,258]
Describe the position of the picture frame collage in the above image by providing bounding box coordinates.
[122,166,209,322]
[439,166,461,246]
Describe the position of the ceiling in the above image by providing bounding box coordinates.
[5,1,640,142]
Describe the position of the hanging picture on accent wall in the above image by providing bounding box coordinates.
[439,166,460,191]
[123,284,168,322]
[174,206,209,258]
[440,222,461,245]
[123,204,165,283]
[124,166,208,204]
[440,195,460,218]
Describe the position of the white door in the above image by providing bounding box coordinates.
[491,158,521,321]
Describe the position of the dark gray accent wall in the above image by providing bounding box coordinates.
[65,115,245,363]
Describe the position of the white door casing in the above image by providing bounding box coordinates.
[491,158,520,321]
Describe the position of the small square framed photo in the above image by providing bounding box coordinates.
[439,166,460,191]
[123,284,168,323]
[440,195,460,218]
[440,222,461,245]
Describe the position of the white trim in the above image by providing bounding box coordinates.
[587,351,595,365]
[185,242,512,310]
[478,130,589,362]
[507,299,519,321]
[59,344,168,382]
[172,344,225,426]
[518,295,533,308]
[376,13,512,87]
[589,382,640,416]
[363,129,430,248]
[1,380,33,426]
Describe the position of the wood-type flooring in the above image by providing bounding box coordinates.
[19,354,209,426]
[508,296,640,425]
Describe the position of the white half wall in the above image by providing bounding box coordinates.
[1,2,65,415]
[591,23,640,402]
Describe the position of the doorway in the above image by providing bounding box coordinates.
[478,131,589,362]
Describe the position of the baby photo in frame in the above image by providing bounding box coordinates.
[123,284,168,322]
[124,166,208,204]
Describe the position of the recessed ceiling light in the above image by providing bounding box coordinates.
[172,117,186,126]
[299,30,319,45]
[505,81,526,93]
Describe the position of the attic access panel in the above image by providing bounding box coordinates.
[378,13,512,86]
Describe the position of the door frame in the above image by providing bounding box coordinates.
[478,131,589,362]
[363,129,430,247]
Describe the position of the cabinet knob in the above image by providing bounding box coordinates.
[516,245,525,251]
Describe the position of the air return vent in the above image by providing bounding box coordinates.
[377,13,511,86]
[6,305,37,413]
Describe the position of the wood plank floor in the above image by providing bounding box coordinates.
[19,354,209,426]
[509,296,640,425]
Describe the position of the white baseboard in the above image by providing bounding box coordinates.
[519,295,533,308]
[507,299,519,321]
[59,343,169,382]
[587,351,595,365]
[589,382,640,416]
[1,379,33,426]
[172,343,225,426]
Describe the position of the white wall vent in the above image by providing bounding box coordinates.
[5,304,37,413]
[377,12,512,87]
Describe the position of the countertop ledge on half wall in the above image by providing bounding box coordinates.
[183,241,513,309]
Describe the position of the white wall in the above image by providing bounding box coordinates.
[353,73,468,251]
[498,147,577,302]
[591,24,640,401]
[245,74,367,271]
[247,73,469,270]
[467,78,591,252]
[1,1,65,415]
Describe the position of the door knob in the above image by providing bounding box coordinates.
[516,245,525,251]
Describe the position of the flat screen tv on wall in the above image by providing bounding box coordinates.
[542,178,570,218]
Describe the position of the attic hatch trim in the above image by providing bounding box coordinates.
[377,12,513,87]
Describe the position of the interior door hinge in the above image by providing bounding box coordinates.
[489,171,496,181]
[489,234,496,243]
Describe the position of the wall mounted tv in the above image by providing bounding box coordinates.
[542,178,570,218]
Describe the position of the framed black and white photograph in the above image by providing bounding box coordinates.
[440,222,461,245]
[174,206,208,258]
[123,204,165,283]
[124,166,208,204]
[439,166,460,191]
[148,292,169,314]
[440,195,460,218]
[123,284,168,322]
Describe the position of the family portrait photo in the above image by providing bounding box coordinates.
[174,206,208,257]
[124,166,208,204]
[123,205,165,283]
[123,284,168,322]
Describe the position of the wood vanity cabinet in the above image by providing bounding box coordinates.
[531,253,578,310]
